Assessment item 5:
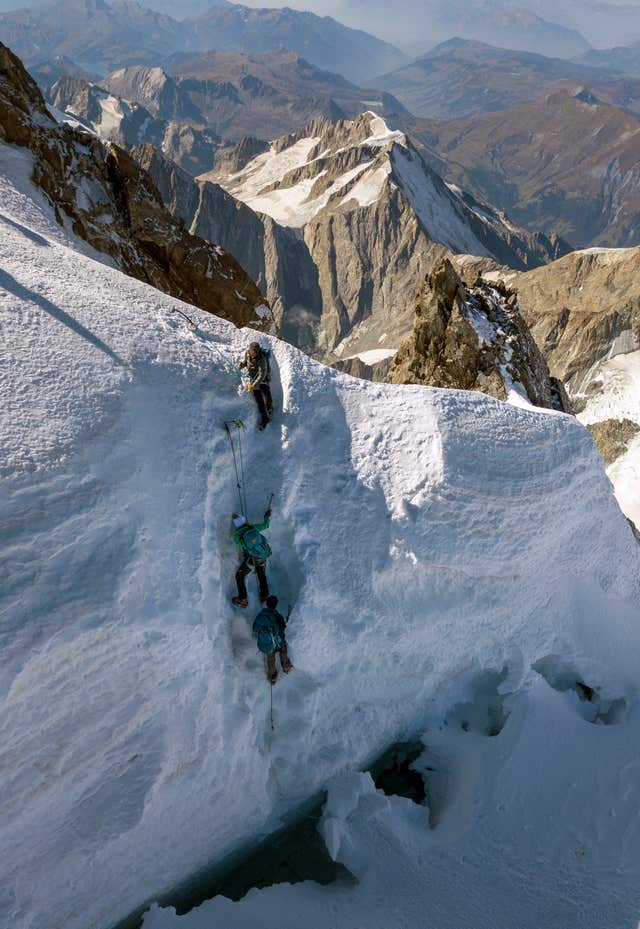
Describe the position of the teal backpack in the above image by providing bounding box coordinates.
[241,526,272,563]
[253,608,283,654]
[256,625,283,654]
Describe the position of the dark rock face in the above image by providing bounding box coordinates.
[0,43,273,332]
[389,258,572,412]
[132,144,320,350]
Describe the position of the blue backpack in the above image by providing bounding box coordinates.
[256,625,283,654]
[254,610,283,654]
[241,527,272,562]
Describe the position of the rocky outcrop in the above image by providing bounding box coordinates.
[507,247,640,388]
[587,419,640,466]
[102,66,201,122]
[0,43,272,333]
[389,259,572,411]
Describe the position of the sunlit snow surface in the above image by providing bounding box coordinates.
[578,349,640,527]
[2,139,640,929]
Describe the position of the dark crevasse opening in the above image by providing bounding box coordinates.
[111,793,355,929]
[367,741,428,805]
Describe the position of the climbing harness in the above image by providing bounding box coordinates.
[224,419,248,516]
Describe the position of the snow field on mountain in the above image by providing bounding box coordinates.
[391,144,490,257]
[578,349,640,526]
[2,138,640,929]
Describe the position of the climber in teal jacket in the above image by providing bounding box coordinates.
[231,509,272,608]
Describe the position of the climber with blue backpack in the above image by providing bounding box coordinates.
[238,341,273,431]
[253,596,293,684]
[231,508,272,608]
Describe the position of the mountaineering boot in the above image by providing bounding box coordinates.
[279,644,293,674]
[232,596,248,608]
[267,652,278,685]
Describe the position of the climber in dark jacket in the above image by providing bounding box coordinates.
[238,341,273,430]
[252,595,293,684]
[231,510,271,607]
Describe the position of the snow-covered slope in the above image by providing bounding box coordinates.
[2,136,640,929]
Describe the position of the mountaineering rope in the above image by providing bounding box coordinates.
[269,680,274,731]
[171,309,241,379]
[237,422,249,518]
[224,420,246,515]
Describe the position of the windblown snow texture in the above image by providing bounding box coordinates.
[2,138,640,929]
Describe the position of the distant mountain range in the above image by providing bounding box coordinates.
[499,0,640,49]
[161,51,409,140]
[48,73,220,175]
[372,38,640,118]
[405,89,640,248]
[580,42,640,77]
[333,0,590,58]
[43,55,410,170]
[0,0,407,83]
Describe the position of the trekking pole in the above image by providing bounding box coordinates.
[267,493,274,512]
[171,307,197,328]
